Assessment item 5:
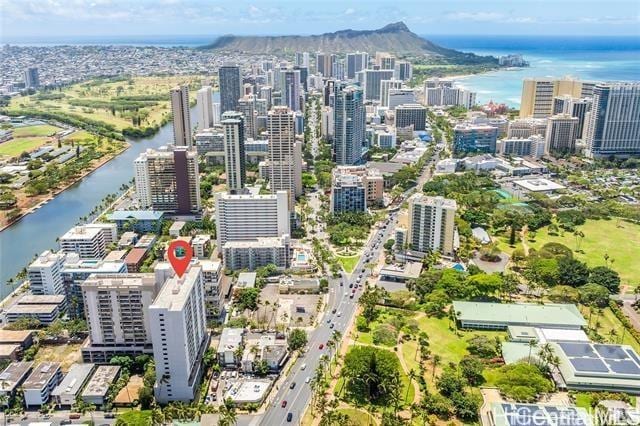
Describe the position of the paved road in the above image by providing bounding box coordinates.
[238,150,440,426]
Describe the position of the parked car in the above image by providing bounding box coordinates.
[281,400,288,408]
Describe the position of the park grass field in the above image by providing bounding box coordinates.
[579,306,640,352]
[7,76,203,132]
[0,124,62,158]
[528,219,640,286]
[115,410,152,426]
[336,254,360,273]
[336,408,378,425]
[12,124,60,137]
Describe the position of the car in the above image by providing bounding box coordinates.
[332,308,336,314]
[287,413,293,422]
[356,278,361,283]
[361,268,365,273]
[301,363,307,370]
[60,421,72,425]
[290,382,296,389]
[337,312,342,317]
[349,283,353,288]
[69,414,81,419]
[330,323,334,329]
[349,294,354,299]
[305,376,311,383]
[319,343,324,350]
[281,400,288,408]
[340,281,343,286]
[326,318,331,323]
[104,412,116,419]
[352,288,356,293]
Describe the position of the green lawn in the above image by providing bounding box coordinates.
[0,136,51,157]
[337,408,378,425]
[337,254,360,273]
[12,124,60,137]
[580,306,640,352]
[116,410,152,426]
[528,219,640,287]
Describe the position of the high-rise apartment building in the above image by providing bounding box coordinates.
[214,190,290,248]
[520,78,590,118]
[394,61,412,82]
[453,124,498,153]
[380,79,403,108]
[24,67,40,89]
[546,114,579,154]
[346,52,368,79]
[395,104,427,131]
[363,69,394,102]
[499,135,546,159]
[238,95,257,139]
[134,145,201,214]
[221,111,246,194]
[553,96,591,139]
[170,86,192,147]
[315,53,332,77]
[585,82,640,157]
[295,52,310,67]
[59,225,110,259]
[507,118,548,139]
[81,273,160,362]
[28,251,66,296]
[334,85,365,165]
[387,88,416,111]
[282,70,301,112]
[268,107,299,208]
[196,86,214,129]
[330,171,367,213]
[408,194,457,256]
[150,265,208,403]
[219,64,242,115]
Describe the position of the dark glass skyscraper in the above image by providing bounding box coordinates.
[219,64,242,115]
[334,85,365,165]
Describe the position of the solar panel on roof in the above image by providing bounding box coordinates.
[559,342,597,358]
[607,360,640,375]
[570,358,609,373]
[594,344,629,360]
[626,349,640,365]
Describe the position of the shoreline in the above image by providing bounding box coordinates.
[0,142,130,233]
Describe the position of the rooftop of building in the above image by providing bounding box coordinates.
[409,193,457,210]
[224,379,272,404]
[83,273,156,290]
[513,178,566,192]
[60,225,103,240]
[22,362,60,390]
[223,235,289,249]
[17,294,65,305]
[150,264,202,311]
[0,344,19,357]
[51,363,95,397]
[0,329,33,344]
[218,328,245,353]
[7,304,59,315]
[379,262,423,279]
[453,301,587,328]
[30,250,64,268]
[107,210,164,221]
[124,248,147,264]
[82,365,120,397]
[0,362,34,390]
[237,272,257,289]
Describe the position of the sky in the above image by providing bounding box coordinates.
[1,0,640,40]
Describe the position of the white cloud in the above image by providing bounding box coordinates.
[344,8,355,15]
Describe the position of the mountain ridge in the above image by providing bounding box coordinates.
[200,22,493,61]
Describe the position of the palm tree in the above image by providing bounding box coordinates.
[406,369,416,403]
[431,354,441,380]
[527,340,537,364]
[151,406,165,425]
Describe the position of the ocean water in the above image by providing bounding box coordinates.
[425,35,640,107]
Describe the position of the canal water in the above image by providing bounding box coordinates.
[0,99,213,296]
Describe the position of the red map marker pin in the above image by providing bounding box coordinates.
[167,240,192,278]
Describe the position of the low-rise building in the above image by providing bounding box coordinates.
[218,328,245,367]
[223,235,291,271]
[81,365,120,406]
[0,362,34,402]
[453,301,587,330]
[51,363,95,407]
[5,295,66,325]
[23,362,63,408]
[192,234,211,259]
[106,210,164,234]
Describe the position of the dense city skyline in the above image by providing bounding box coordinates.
[2,0,640,39]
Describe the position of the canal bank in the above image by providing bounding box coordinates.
[0,101,208,297]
